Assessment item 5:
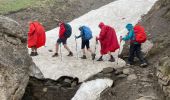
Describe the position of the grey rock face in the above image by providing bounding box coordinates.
[0,16,42,100]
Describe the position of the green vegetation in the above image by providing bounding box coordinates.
[0,0,45,14]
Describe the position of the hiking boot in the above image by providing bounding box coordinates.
[97,56,103,61]
[81,55,87,59]
[91,53,96,60]
[35,52,38,56]
[30,52,35,56]
[108,55,115,62]
[52,53,59,57]
[140,62,148,67]
[67,51,73,56]
[108,57,115,62]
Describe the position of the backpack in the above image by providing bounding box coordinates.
[134,25,147,43]
[82,26,93,40]
[64,23,72,38]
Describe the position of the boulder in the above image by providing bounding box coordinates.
[0,16,43,100]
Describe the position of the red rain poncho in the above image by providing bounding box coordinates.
[27,21,46,48]
[98,22,120,55]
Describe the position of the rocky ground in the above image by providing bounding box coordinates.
[1,0,170,100]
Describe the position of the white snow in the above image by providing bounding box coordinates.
[30,0,157,82]
[71,79,113,100]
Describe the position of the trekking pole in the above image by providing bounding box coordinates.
[93,40,98,64]
[116,36,122,65]
[60,44,62,61]
[75,35,78,59]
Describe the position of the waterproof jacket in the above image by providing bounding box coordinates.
[98,22,120,55]
[122,23,138,44]
[59,23,66,39]
[27,21,46,48]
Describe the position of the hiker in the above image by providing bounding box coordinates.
[52,21,73,57]
[75,26,95,59]
[27,21,46,56]
[121,23,147,67]
[96,22,120,62]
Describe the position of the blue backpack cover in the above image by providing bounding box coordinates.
[64,23,72,38]
[82,26,93,40]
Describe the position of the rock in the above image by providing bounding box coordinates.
[136,95,157,100]
[0,16,36,100]
[158,56,170,76]
[102,67,115,74]
[127,74,137,81]
[117,74,127,78]
[123,68,134,75]
[22,77,80,100]
[115,68,123,75]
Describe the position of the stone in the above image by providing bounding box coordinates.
[102,67,115,74]
[123,68,134,75]
[0,16,40,100]
[127,74,137,81]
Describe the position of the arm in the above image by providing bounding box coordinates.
[59,24,65,38]
[76,31,83,39]
[98,27,106,41]
[122,30,134,41]
[28,23,35,36]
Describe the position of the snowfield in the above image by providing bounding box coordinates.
[30,0,157,84]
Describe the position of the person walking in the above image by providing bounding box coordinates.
[121,23,147,67]
[27,21,46,56]
[52,21,73,57]
[75,26,95,59]
[96,22,120,62]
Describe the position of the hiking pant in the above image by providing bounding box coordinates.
[128,43,145,64]
[81,40,90,49]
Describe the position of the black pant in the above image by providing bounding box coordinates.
[81,40,90,49]
[128,43,145,64]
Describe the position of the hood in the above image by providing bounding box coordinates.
[126,23,133,31]
[99,22,105,29]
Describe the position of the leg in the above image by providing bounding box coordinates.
[81,40,86,59]
[52,39,61,57]
[135,44,147,67]
[108,52,115,62]
[128,43,135,65]
[63,39,73,56]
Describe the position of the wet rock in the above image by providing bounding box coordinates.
[22,76,80,100]
[0,16,35,100]
[102,67,116,74]
[127,74,137,81]
[123,68,134,75]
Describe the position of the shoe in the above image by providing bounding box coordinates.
[30,52,35,56]
[108,55,115,62]
[108,57,115,62]
[67,51,73,56]
[126,62,133,66]
[35,52,38,56]
[81,55,87,59]
[97,56,103,61]
[91,53,96,60]
[140,63,148,67]
[52,53,58,57]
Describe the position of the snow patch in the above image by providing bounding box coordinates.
[30,0,157,82]
[72,79,113,100]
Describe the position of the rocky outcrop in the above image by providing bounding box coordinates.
[0,16,42,100]
[22,76,80,100]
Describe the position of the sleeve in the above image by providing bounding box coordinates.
[122,30,134,41]
[28,23,35,36]
[59,25,66,38]
[76,31,83,39]
[99,27,106,41]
